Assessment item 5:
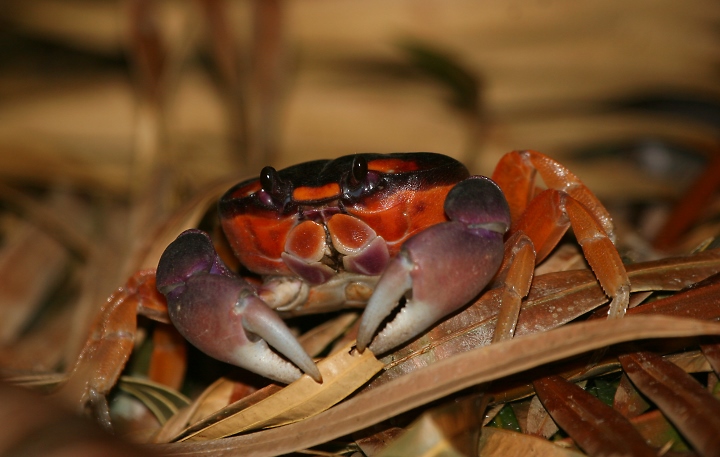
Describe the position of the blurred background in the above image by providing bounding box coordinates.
[3,1,719,189]
[0,0,720,438]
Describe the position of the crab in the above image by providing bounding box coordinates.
[62,150,630,421]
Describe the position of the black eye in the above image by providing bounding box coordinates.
[260,166,278,194]
[257,166,290,208]
[350,155,368,185]
[342,155,380,202]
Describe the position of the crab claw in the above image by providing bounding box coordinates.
[156,229,321,384]
[356,176,510,355]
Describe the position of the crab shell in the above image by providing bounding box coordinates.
[218,153,471,284]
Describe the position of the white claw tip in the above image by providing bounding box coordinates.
[306,365,323,383]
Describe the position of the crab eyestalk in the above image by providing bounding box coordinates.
[356,176,511,355]
[156,230,321,384]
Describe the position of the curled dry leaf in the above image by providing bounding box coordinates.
[533,375,656,457]
[0,304,77,375]
[619,351,720,457]
[525,394,558,438]
[354,426,405,456]
[175,342,383,442]
[664,349,713,374]
[0,182,93,260]
[156,316,720,457]
[186,377,264,433]
[375,393,487,457]
[478,428,585,457]
[613,373,650,419]
[159,383,282,444]
[700,339,720,375]
[117,377,191,426]
[375,409,471,457]
[0,220,68,344]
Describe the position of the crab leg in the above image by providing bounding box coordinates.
[148,323,187,390]
[57,270,170,429]
[356,176,510,354]
[493,149,616,242]
[490,232,536,343]
[493,150,630,319]
[514,189,630,319]
[156,229,321,384]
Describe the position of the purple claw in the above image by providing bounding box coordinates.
[356,176,510,355]
[157,230,321,384]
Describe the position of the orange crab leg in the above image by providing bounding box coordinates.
[493,150,616,242]
[491,232,536,343]
[491,150,536,224]
[514,189,630,319]
[148,323,187,390]
[57,270,174,429]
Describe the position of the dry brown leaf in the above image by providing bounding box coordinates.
[533,244,585,276]
[478,428,585,457]
[613,374,650,419]
[482,404,504,427]
[189,378,252,427]
[0,304,76,373]
[533,375,656,457]
[0,189,93,371]
[376,414,466,457]
[525,395,558,438]
[164,384,283,444]
[153,405,196,445]
[156,316,720,456]
[0,182,93,259]
[700,339,720,376]
[376,394,487,457]
[491,346,718,410]
[665,349,713,374]
[298,312,360,357]
[619,351,720,456]
[177,341,383,442]
[354,426,405,456]
[162,376,257,441]
[0,216,68,343]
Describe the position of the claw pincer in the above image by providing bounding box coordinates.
[356,177,510,354]
[156,230,321,384]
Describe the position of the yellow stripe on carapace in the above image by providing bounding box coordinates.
[292,182,341,201]
[367,158,420,173]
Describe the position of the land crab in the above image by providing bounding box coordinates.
[62,150,630,424]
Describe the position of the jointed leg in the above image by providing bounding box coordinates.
[513,189,630,319]
[490,232,536,343]
[493,150,616,242]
